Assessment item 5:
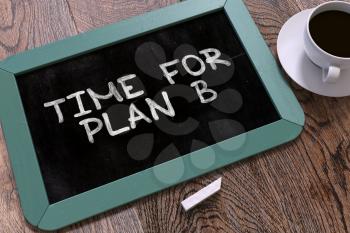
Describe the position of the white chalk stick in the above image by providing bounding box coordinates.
[181,177,222,211]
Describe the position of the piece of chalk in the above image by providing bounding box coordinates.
[181,177,222,211]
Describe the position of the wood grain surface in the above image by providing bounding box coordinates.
[0,0,349,232]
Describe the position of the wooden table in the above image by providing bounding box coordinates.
[0,0,349,232]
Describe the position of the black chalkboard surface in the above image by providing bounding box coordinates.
[16,11,280,204]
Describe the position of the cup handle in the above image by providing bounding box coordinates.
[322,65,341,83]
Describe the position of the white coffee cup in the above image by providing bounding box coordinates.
[304,1,350,83]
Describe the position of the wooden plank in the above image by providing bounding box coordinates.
[244,4,349,232]
[60,206,144,233]
[66,0,179,33]
[0,0,77,60]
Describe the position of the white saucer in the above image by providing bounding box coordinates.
[277,9,350,97]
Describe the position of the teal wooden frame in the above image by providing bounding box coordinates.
[0,0,304,230]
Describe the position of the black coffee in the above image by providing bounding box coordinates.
[309,10,350,57]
